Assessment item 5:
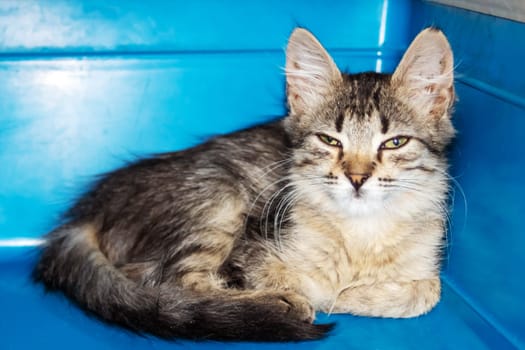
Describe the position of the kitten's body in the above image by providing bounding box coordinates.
[35,28,455,341]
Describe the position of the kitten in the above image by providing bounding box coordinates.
[34,27,455,342]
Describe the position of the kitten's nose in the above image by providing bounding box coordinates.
[347,173,370,191]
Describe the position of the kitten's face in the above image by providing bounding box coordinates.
[288,75,450,217]
[284,28,455,218]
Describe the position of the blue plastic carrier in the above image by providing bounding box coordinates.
[1,1,524,349]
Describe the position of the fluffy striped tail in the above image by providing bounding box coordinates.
[34,224,332,341]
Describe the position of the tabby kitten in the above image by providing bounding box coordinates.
[34,27,455,342]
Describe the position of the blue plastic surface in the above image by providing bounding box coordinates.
[1,1,524,349]
[412,3,525,348]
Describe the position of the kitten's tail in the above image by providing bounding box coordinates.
[34,223,332,341]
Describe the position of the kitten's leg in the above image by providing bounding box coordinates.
[243,246,303,292]
[164,239,316,323]
[157,192,248,292]
[330,278,441,318]
[170,235,239,293]
[242,251,316,322]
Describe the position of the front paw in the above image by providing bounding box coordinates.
[402,278,441,318]
[329,278,441,318]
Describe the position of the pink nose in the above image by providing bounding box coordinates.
[347,173,370,191]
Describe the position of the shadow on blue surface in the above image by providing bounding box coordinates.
[0,250,514,350]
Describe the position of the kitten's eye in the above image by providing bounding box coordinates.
[381,136,410,150]
[317,133,342,147]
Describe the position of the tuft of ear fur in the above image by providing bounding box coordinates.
[392,28,454,119]
[285,28,342,116]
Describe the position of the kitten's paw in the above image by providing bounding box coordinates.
[273,292,316,323]
[250,290,315,323]
[403,278,441,317]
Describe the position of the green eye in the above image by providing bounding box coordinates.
[381,136,410,150]
[317,133,342,147]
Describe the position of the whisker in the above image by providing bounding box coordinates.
[273,190,302,249]
[243,176,292,238]
[253,157,295,182]
[262,181,297,240]
[381,180,454,257]
[259,176,325,241]
[394,164,469,262]
[259,176,326,246]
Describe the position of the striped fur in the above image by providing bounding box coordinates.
[34,27,455,341]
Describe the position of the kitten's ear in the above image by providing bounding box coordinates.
[392,28,454,118]
[285,28,342,115]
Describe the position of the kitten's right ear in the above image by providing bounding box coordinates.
[392,28,454,119]
[285,28,342,116]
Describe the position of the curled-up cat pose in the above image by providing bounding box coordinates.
[35,27,455,341]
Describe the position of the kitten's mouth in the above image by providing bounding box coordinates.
[352,191,363,199]
[351,187,368,199]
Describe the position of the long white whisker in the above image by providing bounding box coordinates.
[243,176,292,238]
[273,191,302,250]
[273,180,325,249]
[264,177,325,241]
[382,181,453,259]
[396,164,468,263]
[262,181,298,240]
[253,157,295,182]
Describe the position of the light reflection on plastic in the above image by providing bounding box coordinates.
[375,51,383,73]
[376,0,389,73]
[375,57,383,73]
[0,238,45,247]
[36,69,81,91]
[378,0,389,47]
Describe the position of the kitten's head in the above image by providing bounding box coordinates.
[284,28,455,218]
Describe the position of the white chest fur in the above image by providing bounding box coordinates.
[281,210,443,312]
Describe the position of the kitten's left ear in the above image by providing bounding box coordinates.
[285,28,342,116]
[392,28,454,119]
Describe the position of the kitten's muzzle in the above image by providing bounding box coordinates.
[346,173,370,191]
